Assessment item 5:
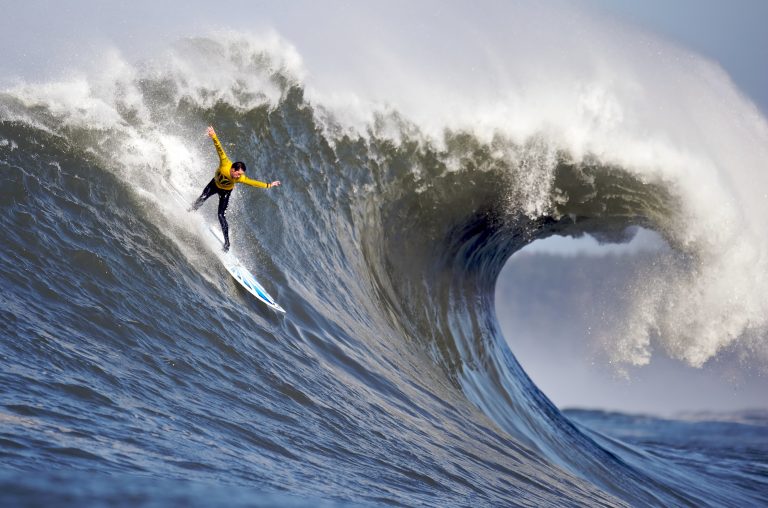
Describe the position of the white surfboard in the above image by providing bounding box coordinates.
[207,226,286,313]
[168,186,285,313]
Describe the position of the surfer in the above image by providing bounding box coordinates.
[190,126,281,252]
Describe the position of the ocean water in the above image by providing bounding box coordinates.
[2,7,768,507]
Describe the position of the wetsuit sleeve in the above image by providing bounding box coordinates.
[211,133,230,166]
[237,175,269,188]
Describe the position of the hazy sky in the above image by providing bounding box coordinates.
[496,233,768,416]
[4,1,767,117]
[585,0,768,114]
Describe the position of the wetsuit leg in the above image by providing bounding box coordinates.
[217,189,232,251]
[190,179,218,211]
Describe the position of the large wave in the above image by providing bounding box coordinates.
[2,8,767,506]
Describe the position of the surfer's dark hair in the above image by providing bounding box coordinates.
[232,161,247,172]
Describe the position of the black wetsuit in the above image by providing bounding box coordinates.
[191,179,232,248]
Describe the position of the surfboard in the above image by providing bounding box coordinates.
[168,185,285,313]
[206,226,286,313]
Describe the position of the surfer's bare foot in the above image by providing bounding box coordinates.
[223,241,230,252]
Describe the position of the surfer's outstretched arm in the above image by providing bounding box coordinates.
[207,125,281,190]
[207,126,230,166]
[239,177,282,189]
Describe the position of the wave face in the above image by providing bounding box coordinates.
[2,20,768,508]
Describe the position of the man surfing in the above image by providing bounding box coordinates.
[190,126,281,252]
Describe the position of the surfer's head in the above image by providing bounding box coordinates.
[231,161,247,179]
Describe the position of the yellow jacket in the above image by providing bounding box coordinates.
[211,133,268,191]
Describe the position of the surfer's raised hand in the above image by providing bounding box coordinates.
[268,181,281,188]
[207,126,216,138]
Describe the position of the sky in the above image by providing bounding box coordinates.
[496,232,768,416]
[2,1,766,416]
[585,0,768,115]
[7,0,764,112]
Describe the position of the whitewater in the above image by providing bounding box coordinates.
[1,2,767,506]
